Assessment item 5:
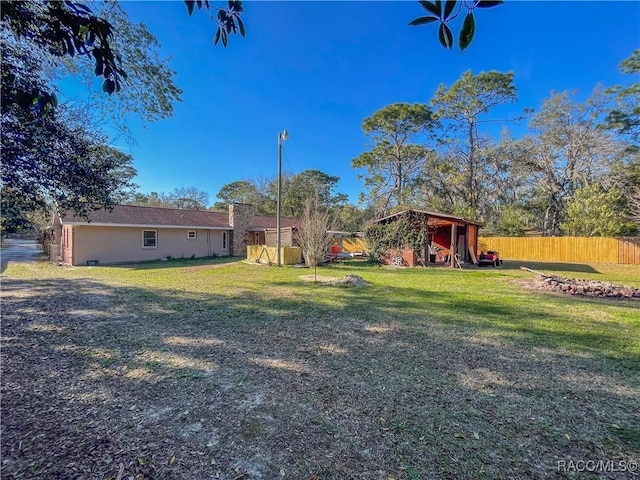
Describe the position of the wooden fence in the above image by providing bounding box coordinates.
[478,237,640,265]
[246,245,301,265]
[340,237,367,253]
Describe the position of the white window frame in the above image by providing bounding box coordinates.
[142,230,157,249]
[187,230,197,240]
[222,231,228,251]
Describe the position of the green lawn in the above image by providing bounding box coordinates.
[1,258,639,479]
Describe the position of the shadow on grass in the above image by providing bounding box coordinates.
[21,265,640,369]
[286,279,640,367]
[500,260,600,274]
[3,273,636,377]
[2,274,639,479]
[106,255,242,271]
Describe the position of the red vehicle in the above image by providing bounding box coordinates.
[478,250,502,267]
[328,243,341,263]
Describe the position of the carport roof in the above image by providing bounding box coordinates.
[374,209,484,227]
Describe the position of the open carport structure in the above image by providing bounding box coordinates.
[373,209,483,267]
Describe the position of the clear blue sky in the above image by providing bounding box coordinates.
[103,1,639,204]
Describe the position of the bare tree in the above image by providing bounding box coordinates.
[127,187,209,209]
[429,70,519,218]
[631,187,640,229]
[297,195,334,267]
[513,89,625,236]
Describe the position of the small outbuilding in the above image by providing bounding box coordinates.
[371,209,483,267]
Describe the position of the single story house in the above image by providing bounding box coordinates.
[50,203,297,266]
[372,209,483,267]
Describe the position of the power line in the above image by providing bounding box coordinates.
[281,143,294,175]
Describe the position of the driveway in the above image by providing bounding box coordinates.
[1,239,43,273]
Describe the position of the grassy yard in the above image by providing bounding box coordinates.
[1,258,639,479]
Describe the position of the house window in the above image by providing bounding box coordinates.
[143,230,157,248]
[222,231,228,250]
[187,230,197,240]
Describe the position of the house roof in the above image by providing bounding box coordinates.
[60,204,299,230]
[374,209,484,227]
[61,205,232,229]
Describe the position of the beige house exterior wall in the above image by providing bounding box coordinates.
[67,226,231,266]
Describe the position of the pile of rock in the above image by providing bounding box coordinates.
[337,274,370,287]
[533,274,640,299]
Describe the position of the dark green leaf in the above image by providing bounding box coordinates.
[65,37,75,56]
[237,17,245,37]
[438,22,453,49]
[102,78,115,94]
[418,1,440,17]
[221,28,228,47]
[476,0,503,7]
[95,22,109,40]
[213,27,221,45]
[73,37,87,55]
[94,57,103,76]
[443,0,456,19]
[408,16,439,26]
[458,11,475,51]
[185,0,195,16]
[79,24,88,40]
[435,0,443,15]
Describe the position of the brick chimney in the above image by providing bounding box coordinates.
[229,203,255,256]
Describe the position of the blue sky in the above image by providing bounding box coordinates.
[99,1,639,204]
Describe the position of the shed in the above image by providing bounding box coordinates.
[372,209,483,267]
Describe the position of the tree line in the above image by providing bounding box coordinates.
[127,50,640,239]
[1,0,245,233]
[126,170,370,234]
[353,55,639,237]
[2,0,637,238]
